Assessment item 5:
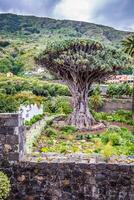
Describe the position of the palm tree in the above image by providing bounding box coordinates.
[122,35,134,56]
[122,34,134,119]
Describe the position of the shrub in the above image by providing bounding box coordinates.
[101,132,122,146]
[4,85,17,95]
[0,171,11,200]
[107,125,121,133]
[43,97,72,115]
[45,128,57,137]
[0,93,18,113]
[89,94,103,111]
[25,114,44,127]
[55,85,70,96]
[43,98,56,113]
[101,143,114,159]
[32,86,50,97]
[14,91,43,106]
[107,83,132,97]
[0,40,10,47]
[60,125,77,134]
[55,97,72,115]
[90,85,101,96]
[93,110,134,126]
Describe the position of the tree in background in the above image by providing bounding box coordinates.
[122,34,134,119]
[37,39,129,130]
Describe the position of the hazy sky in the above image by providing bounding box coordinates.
[0,0,134,31]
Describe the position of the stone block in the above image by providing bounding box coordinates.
[8,152,19,161]
[0,127,15,135]
[6,135,19,145]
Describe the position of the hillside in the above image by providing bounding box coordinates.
[0,13,133,74]
[0,13,132,42]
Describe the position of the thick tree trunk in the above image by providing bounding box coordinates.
[67,90,96,130]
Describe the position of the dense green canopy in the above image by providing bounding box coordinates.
[37,39,130,83]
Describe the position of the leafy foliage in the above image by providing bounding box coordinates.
[93,110,134,125]
[0,13,130,42]
[89,85,104,111]
[0,171,11,200]
[107,83,132,97]
[43,97,72,115]
[0,93,18,113]
[122,34,134,57]
[34,123,134,156]
[60,125,77,134]
[38,39,129,80]
[25,114,44,127]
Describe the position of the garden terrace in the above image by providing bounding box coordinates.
[0,110,134,200]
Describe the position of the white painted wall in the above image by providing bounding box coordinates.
[19,104,43,121]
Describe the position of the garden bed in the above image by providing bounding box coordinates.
[33,121,134,161]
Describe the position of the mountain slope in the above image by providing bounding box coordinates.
[0,13,133,74]
[0,13,132,42]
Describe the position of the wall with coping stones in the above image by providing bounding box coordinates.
[0,114,134,200]
[0,162,133,200]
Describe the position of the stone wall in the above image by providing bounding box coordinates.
[100,98,132,113]
[0,114,134,200]
[0,162,133,200]
[0,113,23,162]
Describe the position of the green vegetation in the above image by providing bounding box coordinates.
[0,74,71,112]
[0,93,18,113]
[0,13,132,75]
[0,75,70,96]
[34,124,134,157]
[107,83,132,97]
[93,110,134,125]
[37,38,130,130]
[43,96,72,115]
[0,14,134,162]
[122,34,134,119]
[89,85,104,111]
[0,171,11,200]
[25,114,44,127]
[0,13,130,41]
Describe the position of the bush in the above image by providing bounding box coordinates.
[14,91,43,106]
[89,94,103,111]
[101,143,114,159]
[0,171,11,200]
[60,125,77,134]
[43,97,72,115]
[101,132,122,146]
[33,86,50,97]
[0,40,10,47]
[93,110,134,125]
[107,125,121,133]
[45,128,57,137]
[25,114,44,127]
[89,85,101,96]
[55,97,72,115]
[107,83,132,97]
[4,85,17,95]
[0,93,18,113]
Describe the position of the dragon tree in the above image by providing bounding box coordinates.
[37,39,129,130]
